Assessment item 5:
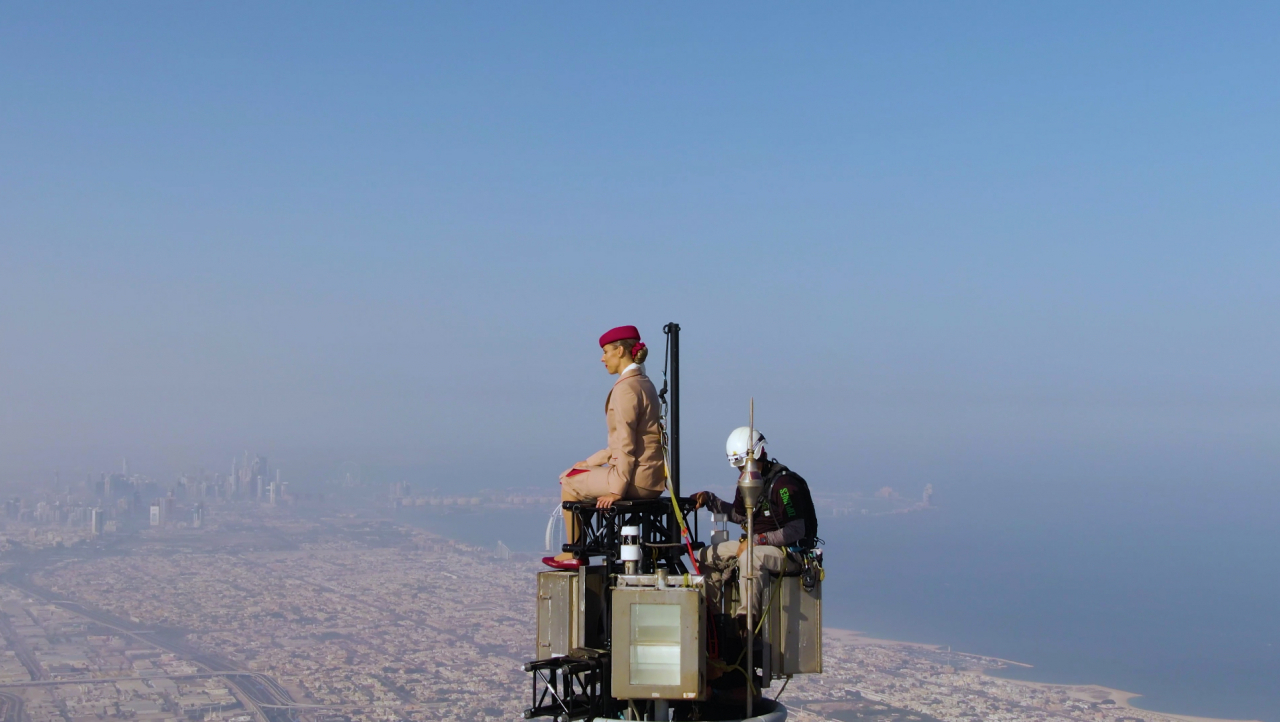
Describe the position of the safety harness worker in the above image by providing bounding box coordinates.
[545,325,666,570]
[692,427,819,624]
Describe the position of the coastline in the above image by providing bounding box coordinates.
[825,628,1263,722]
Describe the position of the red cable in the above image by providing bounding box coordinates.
[682,530,701,575]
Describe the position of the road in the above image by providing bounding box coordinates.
[0,613,45,682]
[0,691,23,722]
[0,567,304,722]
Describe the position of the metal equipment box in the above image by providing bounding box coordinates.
[764,575,822,676]
[610,587,705,701]
[536,569,607,660]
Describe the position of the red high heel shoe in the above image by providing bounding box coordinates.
[541,556,583,570]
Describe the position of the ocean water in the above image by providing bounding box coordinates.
[819,480,1280,722]
[397,505,560,553]
[397,481,1280,722]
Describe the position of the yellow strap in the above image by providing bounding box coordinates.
[659,421,692,537]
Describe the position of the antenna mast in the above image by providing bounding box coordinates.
[740,397,764,717]
[664,322,681,499]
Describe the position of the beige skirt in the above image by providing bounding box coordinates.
[560,465,664,502]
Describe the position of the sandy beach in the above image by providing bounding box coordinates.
[824,628,1263,722]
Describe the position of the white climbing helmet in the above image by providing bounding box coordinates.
[725,426,766,468]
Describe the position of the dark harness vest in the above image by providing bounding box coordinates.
[754,461,820,550]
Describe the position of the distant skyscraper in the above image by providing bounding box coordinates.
[122,457,129,477]
[390,481,411,501]
[149,503,161,527]
[234,453,270,499]
[90,508,105,536]
[192,503,204,529]
[922,484,934,507]
[108,473,127,497]
[495,540,512,561]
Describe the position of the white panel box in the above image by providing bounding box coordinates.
[611,586,706,701]
[763,574,822,677]
[536,569,607,660]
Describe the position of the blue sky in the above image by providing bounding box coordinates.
[2,3,1278,490]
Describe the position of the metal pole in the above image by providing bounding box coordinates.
[742,398,760,718]
[667,322,680,499]
[745,506,754,719]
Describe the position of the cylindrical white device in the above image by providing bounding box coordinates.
[620,525,642,573]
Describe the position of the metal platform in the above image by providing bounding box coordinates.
[560,497,703,575]
[523,650,609,721]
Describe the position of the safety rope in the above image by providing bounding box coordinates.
[659,327,700,575]
[660,419,701,574]
[725,567,786,698]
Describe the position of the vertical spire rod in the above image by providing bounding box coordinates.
[665,322,681,499]
[745,396,756,718]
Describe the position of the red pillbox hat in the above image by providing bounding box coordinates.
[599,325,641,348]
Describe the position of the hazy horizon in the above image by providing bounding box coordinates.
[4,3,1278,497]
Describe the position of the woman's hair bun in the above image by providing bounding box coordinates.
[632,342,648,364]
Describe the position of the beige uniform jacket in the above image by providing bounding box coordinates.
[584,368,667,497]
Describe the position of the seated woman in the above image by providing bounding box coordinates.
[545,325,666,569]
